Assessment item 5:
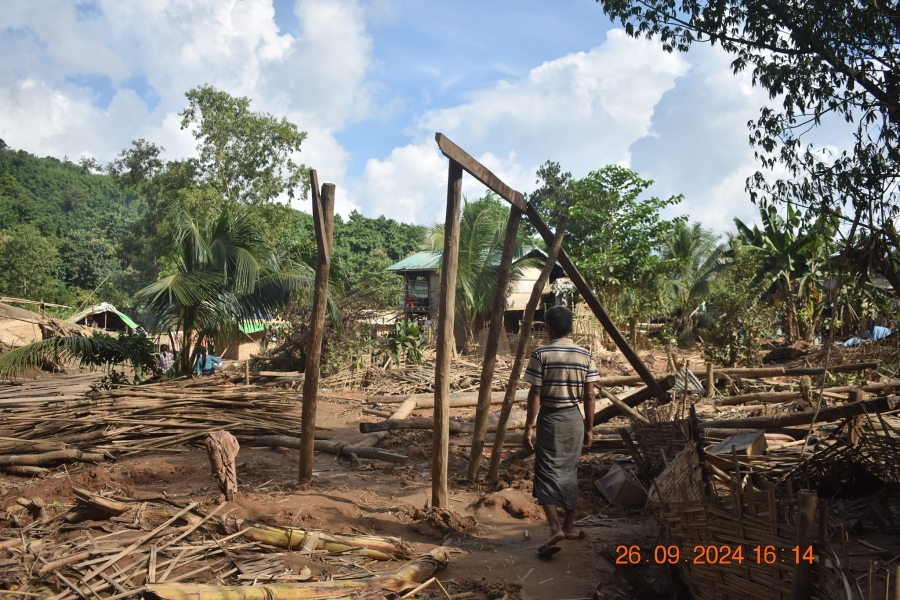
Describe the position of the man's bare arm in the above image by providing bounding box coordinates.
[522,384,542,450]
[582,382,596,448]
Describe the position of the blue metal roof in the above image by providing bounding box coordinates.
[387,251,442,272]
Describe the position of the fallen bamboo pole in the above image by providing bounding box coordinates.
[253,435,408,465]
[299,172,335,482]
[367,389,527,406]
[0,449,104,466]
[145,547,449,600]
[717,380,900,406]
[700,395,897,430]
[360,412,527,434]
[598,387,651,424]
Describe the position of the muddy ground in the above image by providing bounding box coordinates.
[0,373,677,600]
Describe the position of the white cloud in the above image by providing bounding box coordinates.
[350,29,689,223]
[0,0,374,206]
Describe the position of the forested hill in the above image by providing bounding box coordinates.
[0,140,425,310]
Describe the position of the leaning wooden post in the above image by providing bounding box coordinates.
[466,206,522,480]
[298,171,335,482]
[790,491,817,600]
[487,216,567,482]
[432,160,463,508]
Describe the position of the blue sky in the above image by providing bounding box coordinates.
[0,0,851,231]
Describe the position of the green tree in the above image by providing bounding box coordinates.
[734,204,831,343]
[58,228,119,290]
[0,225,61,300]
[530,163,681,329]
[660,220,724,339]
[179,85,308,205]
[135,202,322,374]
[594,0,899,291]
[426,193,535,348]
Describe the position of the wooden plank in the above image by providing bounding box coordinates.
[487,215,567,482]
[434,134,527,211]
[299,172,335,482]
[432,160,463,509]
[467,207,522,480]
[790,491,817,600]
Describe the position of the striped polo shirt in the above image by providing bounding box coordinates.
[523,337,600,408]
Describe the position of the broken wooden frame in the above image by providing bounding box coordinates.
[431,133,665,498]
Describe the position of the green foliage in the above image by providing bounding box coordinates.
[134,201,325,374]
[387,319,427,366]
[58,228,119,290]
[594,0,899,293]
[180,85,309,205]
[735,204,832,342]
[530,162,681,326]
[0,224,62,300]
[660,220,725,339]
[701,243,775,367]
[0,331,158,380]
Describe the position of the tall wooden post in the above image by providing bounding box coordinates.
[432,160,463,509]
[466,207,522,480]
[487,216,567,482]
[298,171,335,482]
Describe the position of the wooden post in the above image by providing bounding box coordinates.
[705,362,715,398]
[487,216,567,482]
[432,160,463,509]
[244,361,250,386]
[790,491,817,600]
[466,207,522,480]
[298,171,335,482]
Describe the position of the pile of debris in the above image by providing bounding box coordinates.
[0,487,448,599]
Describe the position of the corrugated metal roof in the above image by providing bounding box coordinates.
[387,251,442,272]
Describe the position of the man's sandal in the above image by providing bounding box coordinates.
[537,543,562,558]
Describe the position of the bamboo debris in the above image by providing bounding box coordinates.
[359,412,526,434]
[717,380,900,406]
[145,547,449,600]
[253,435,408,464]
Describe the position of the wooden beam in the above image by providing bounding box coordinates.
[434,133,666,403]
[432,160,463,509]
[790,491,817,600]
[298,172,335,482]
[592,375,678,425]
[435,133,527,211]
[467,206,522,480]
[699,395,897,430]
[487,215,568,482]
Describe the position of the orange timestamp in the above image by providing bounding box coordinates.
[615,544,815,566]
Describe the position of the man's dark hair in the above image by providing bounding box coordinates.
[545,305,573,337]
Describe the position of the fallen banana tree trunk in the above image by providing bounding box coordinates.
[252,435,408,465]
[360,411,526,434]
[146,547,450,600]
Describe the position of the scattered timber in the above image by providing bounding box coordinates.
[359,411,527,434]
[253,434,408,464]
[700,395,898,429]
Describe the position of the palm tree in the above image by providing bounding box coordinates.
[425,194,536,350]
[135,202,323,374]
[660,221,725,338]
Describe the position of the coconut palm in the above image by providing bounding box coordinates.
[135,202,326,374]
[660,220,725,337]
[425,194,536,350]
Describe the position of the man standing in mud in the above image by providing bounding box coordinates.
[522,305,598,558]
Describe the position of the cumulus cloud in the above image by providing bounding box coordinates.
[349,29,689,223]
[0,0,374,208]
